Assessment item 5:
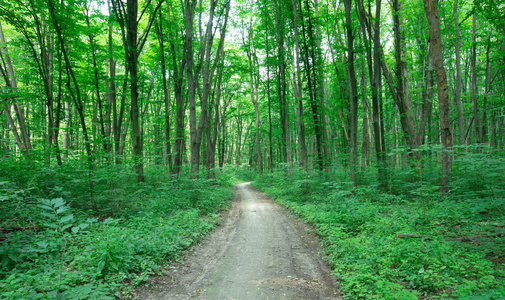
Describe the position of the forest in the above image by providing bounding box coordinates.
[0,0,504,298]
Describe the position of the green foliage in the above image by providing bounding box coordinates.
[254,164,505,299]
[0,159,232,299]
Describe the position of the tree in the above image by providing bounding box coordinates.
[184,0,230,175]
[343,0,358,185]
[110,0,163,182]
[0,21,32,158]
[423,0,453,192]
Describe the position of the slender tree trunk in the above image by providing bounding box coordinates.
[452,0,465,145]
[63,101,71,157]
[417,46,433,146]
[290,0,307,170]
[299,0,323,170]
[242,16,263,176]
[313,0,330,166]
[389,0,417,151]
[343,0,358,186]
[165,1,186,175]
[274,0,290,169]
[423,0,453,193]
[206,53,224,178]
[0,22,32,157]
[482,32,492,144]
[155,15,173,173]
[471,14,480,144]
[125,0,145,182]
[262,0,274,180]
[360,53,370,168]
[85,6,107,154]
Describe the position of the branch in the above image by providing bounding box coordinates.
[137,0,164,55]
[397,231,505,241]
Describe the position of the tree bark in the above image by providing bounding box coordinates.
[452,0,465,145]
[165,1,186,175]
[274,0,291,169]
[299,0,323,170]
[291,0,307,170]
[155,14,173,173]
[470,14,481,143]
[343,0,359,186]
[0,22,32,157]
[423,0,453,193]
[85,6,108,154]
[111,0,163,181]
[392,0,417,150]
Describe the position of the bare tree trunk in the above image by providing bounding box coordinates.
[0,22,32,157]
[471,14,480,144]
[452,0,465,145]
[111,0,163,181]
[85,6,107,154]
[206,51,224,178]
[165,1,186,175]
[291,0,307,170]
[274,0,291,169]
[343,0,358,186]
[313,0,330,166]
[423,0,453,193]
[360,53,370,168]
[482,32,492,144]
[155,14,173,173]
[299,0,323,170]
[390,0,417,150]
[417,46,433,146]
[185,0,229,175]
[262,0,274,179]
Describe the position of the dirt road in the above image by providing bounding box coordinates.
[138,182,341,300]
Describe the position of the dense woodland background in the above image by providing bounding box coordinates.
[0,0,504,298]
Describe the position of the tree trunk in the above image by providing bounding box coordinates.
[423,0,453,193]
[299,0,323,170]
[0,22,32,157]
[482,32,492,145]
[471,14,481,144]
[85,6,107,154]
[386,0,417,151]
[452,0,465,145]
[290,0,308,170]
[343,0,358,186]
[155,14,173,173]
[165,1,186,175]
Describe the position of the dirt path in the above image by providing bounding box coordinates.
[136,182,341,300]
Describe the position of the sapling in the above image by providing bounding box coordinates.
[38,198,87,300]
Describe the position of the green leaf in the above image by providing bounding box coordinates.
[51,198,65,208]
[37,204,54,211]
[40,212,55,218]
[36,241,48,249]
[61,224,73,231]
[60,214,74,224]
[43,223,59,229]
[56,206,68,215]
[1,255,10,268]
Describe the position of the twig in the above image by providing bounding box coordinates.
[397,231,505,241]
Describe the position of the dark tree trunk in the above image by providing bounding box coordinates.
[343,0,358,186]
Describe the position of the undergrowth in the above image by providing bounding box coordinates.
[0,159,239,299]
[254,148,505,300]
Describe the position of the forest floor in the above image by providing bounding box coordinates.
[132,182,341,300]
